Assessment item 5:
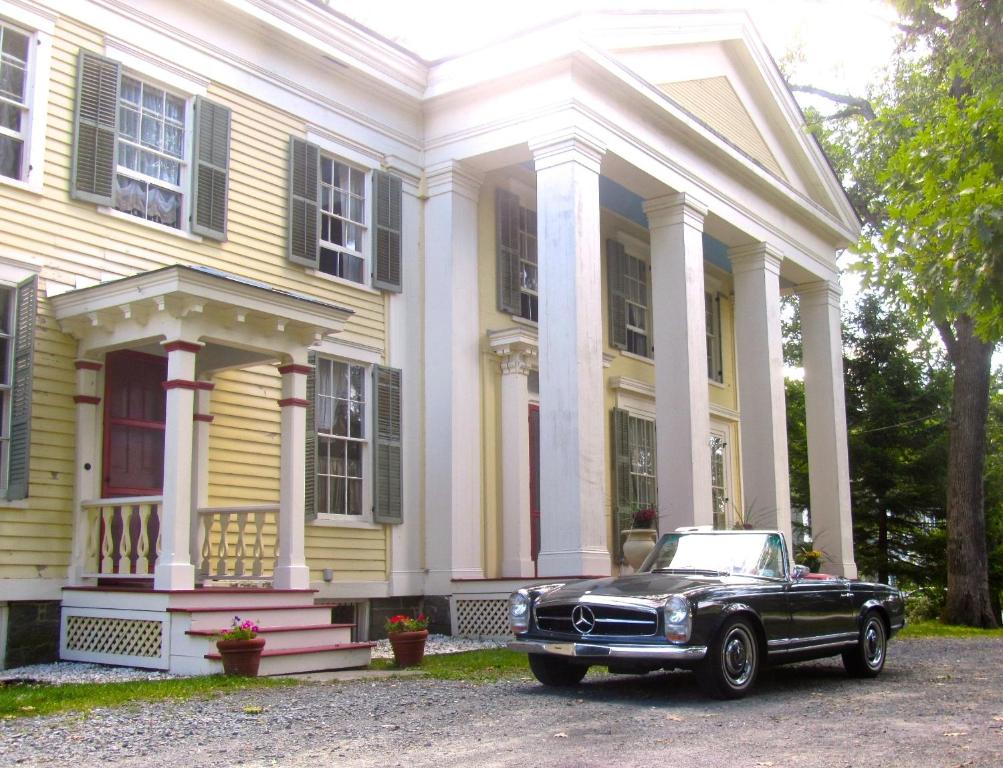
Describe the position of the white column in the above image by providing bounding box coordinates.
[797,281,857,578]
[154,340,201,591]
[274,360,311,590]
[644,194,714,531]
[424,161,484,591]
[190,380,213,579]
[490,332,538,578]
[69,359,102,584]
[531,129,610,577]
[730,243,792,544]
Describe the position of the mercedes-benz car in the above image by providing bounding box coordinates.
[507,529,905,699]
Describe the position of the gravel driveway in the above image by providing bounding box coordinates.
[3,637,1001,768]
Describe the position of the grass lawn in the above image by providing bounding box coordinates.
[370,648,532,682]
[898,620,1003,639]
[0,675,293,721]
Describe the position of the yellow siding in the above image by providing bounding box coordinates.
[659,77,787,181]
[0,15,389,583]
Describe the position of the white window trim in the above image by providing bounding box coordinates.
[313,355,373,523]
[316,155,370,285]
[710,421,734,528]
[0,1,53,194]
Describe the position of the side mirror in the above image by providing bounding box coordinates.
[792,564,810,581]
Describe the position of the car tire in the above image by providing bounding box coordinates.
[527,654,588,687]
[697,616,760,699]
[842,611,887,678]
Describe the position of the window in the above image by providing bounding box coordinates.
[114,75,187,229]
[612,407,658,560]
[608,239,652,358]
[706,292,723,382]
[517,206,538,321]
[315,357,367,516]
[496,187,539,320]
[0,21,30,181]
[319,158,367,282]
[710,433,728,529]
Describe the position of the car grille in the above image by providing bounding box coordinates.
[535,603,658,637]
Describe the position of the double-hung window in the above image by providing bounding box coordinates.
[612,407,658,559]
[495,187,538,321]
[516,206,538,321]
[0,21,29,181]
[319,158,367,283]
[314,357,368,517]
[608,239,652,358]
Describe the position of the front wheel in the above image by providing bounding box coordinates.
[528,654,588,686]
[697,616,760,699]
[842,611,886,678]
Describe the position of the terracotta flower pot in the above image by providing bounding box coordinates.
[622,528,658,569]
[388,629,428,667]
[216,636,266,676]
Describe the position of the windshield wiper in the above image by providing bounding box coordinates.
[652,568,728,576]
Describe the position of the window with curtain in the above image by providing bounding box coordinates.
[0,22,30,181]
[319,157,367,283]
[315,356,368,516]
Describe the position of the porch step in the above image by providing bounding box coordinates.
[171,604,333,631]
[204,642,376,676]
[187,623,355,651]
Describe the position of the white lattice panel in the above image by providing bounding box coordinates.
[65,616,163,658]
[455,599,510,637]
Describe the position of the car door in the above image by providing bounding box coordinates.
[786,576,856,646]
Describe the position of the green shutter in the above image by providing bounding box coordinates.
[191,97,231,240]
[495,188,521,314]
[607,239,628,350]
[288,137,319,268]
[611,407,632,561]
[7,276,36,500]
[373,364,403,525]
[71,50,119,205]
[372,170,403,292]
[304,352,317,521]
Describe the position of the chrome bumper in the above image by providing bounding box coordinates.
[508,639,707,662]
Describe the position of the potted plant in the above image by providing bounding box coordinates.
[796,546,825,574]
[216,616,265,677]
[385,613,429,668]
[622,507,659,569]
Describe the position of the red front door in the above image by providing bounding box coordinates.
[529,404,541,572]
[102,350,167,497]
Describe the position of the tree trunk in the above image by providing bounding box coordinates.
[940,315,998,627]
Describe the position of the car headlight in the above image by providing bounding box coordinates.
[510,590,531,634]
[663,594,691,643]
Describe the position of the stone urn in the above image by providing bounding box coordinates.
[622,528,658,569]
[388,629,429,667]
[216,636,266,676]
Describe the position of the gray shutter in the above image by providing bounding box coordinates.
[304,351,317,521]
[372,365,403,525]
[288,137,319,268]
[607,239,628,350]
[495,188,521,314]
[612,407,632,560]
[7,276,37,500]
[712,293,724,382]
[191,97,231,240]
[71,50,119,205]
[372,170,403,292]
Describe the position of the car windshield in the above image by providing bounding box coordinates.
[641,532,786,579]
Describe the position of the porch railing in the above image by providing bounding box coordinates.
[82,496,163,578]
[197,504,279,581]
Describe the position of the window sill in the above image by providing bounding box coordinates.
[310,515,382,530]
[509,314,538,329]
[98,206,205,242]
[620,350,654,366]
[306,268,382,296]
[0,498,30,509]
[709,378,727,390]
[0,174,44,196]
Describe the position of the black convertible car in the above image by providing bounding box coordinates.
[508,529,905,699]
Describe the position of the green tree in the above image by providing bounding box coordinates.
[791,0,1003,626]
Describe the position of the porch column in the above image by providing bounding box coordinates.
[531,130,610,577]
[424,161,485,590]
[489,330,537,578]
[275,361,311,590]
[644,193,713,530]
[797,281,857,577]
[190,381,214,580]
[729,243,792,544]
[155,340,201,591]
[69,359,102,584]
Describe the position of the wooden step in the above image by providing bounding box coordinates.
[171,604,334,631]
[205,642,376,676]
[187,623,355,651]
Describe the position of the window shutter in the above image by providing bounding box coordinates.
[304,351,317,521]
[71,50,119,205]
[495,188,521,314]
[288,137,319,268]
[372,364,403,525]
[713,294,724,382]
[191,97,231,240]
[607,239,628,349]
[7,275,37,500]
[372,170,403,292]
[611,407,632,561]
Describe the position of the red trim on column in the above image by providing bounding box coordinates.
[277,397,310,408]
[73,395,102,405]
[194,381,215,391]
[163,379,199,391]
[194,414,214,423]
[278,364,312,375]
[162,341,203,354]
[74,360,103,371]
